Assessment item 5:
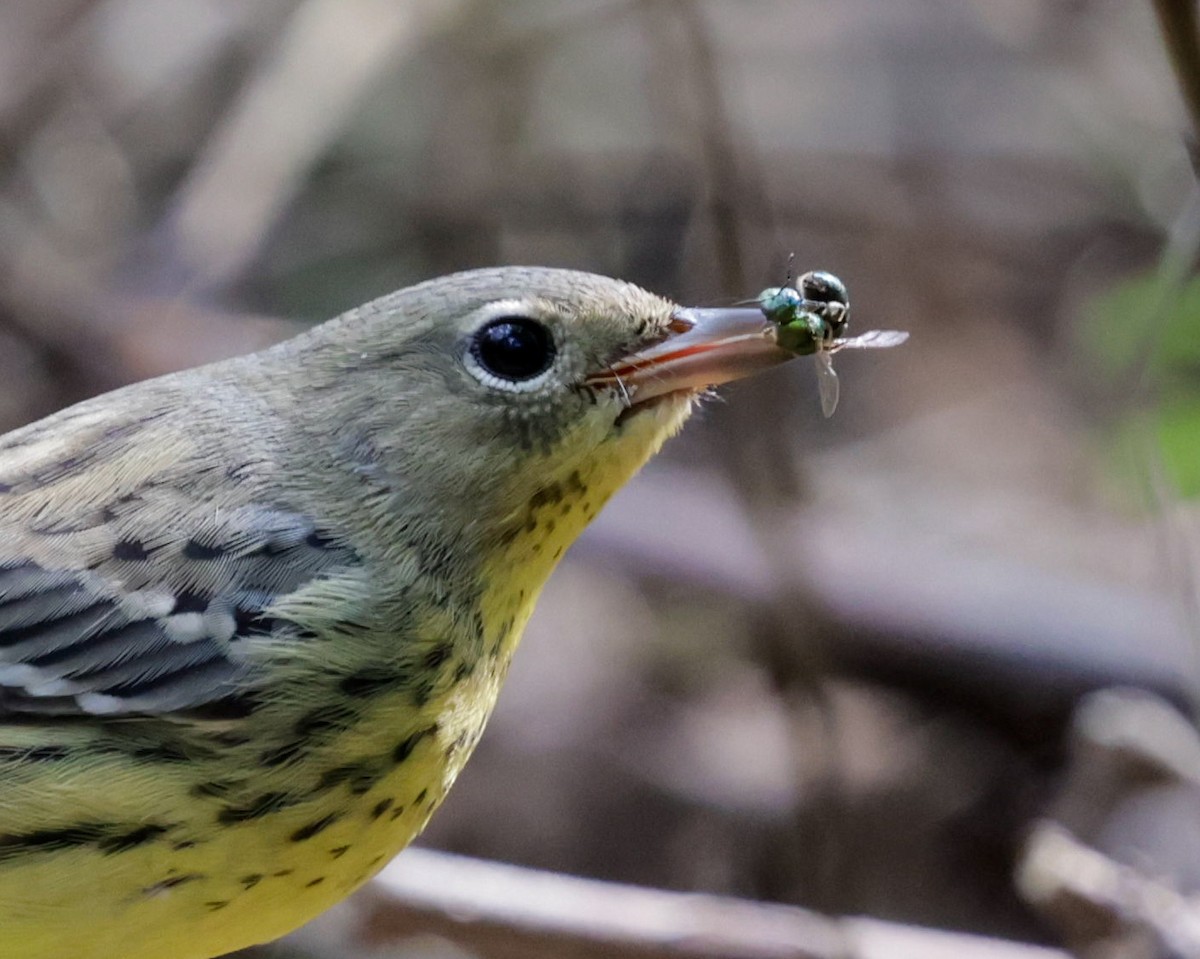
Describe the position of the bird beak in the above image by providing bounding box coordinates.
[587,307,793,405]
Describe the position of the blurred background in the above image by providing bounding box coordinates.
[3,1,1200,956]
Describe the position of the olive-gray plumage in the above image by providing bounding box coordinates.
[0,266,797,959]
[0,268,679,719]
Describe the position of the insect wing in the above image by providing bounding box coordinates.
[831,330,909,351]
[815,350,840,418]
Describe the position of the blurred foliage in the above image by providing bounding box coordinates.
[1082,272,1200,383]
[1157,398,1200,497]
[1083,270,1200,496]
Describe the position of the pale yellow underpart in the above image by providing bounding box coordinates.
[0,395,692,959]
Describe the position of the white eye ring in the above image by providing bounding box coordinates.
[462,300,559,393]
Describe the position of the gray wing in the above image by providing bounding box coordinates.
[0,506,357,718]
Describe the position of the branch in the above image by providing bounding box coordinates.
[1152,0,1200,169]
[286,848,1067,959]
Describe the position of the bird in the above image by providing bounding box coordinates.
[0,266,795,959]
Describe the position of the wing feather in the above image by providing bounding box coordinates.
[0,380,362,720]
[0,512,358,718]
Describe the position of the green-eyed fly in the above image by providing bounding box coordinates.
[758,269,908,417]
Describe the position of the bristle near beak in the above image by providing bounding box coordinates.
[586,307,794,406]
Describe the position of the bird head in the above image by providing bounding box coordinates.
[261,267,791,597]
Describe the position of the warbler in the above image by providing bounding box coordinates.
[0,267,794,959]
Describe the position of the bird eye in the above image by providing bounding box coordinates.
[470,317,556,383]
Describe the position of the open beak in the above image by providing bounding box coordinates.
[586,307,794,406]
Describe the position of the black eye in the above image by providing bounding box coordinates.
[471,317,556,382]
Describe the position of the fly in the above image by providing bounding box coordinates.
[758,269,908,417]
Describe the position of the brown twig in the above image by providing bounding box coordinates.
[290,847,1068,959]
[1151,0,1200,173]
[160,0,466,296]
[669,0,748,297]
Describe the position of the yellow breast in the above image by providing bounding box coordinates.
[0,396,692,959]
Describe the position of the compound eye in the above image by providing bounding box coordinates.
[799,271,849,308]
[470,317,556,383]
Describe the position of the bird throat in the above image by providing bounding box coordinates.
[476,393,694,671]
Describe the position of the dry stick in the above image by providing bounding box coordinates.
[666,0,851,909]
[307,847,1068,959]
[1140,1,1200,711]
[163,0,465,295]
[1152,0,1200,173]
[670,0,747,295]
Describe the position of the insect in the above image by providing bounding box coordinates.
[758,269,908,417]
